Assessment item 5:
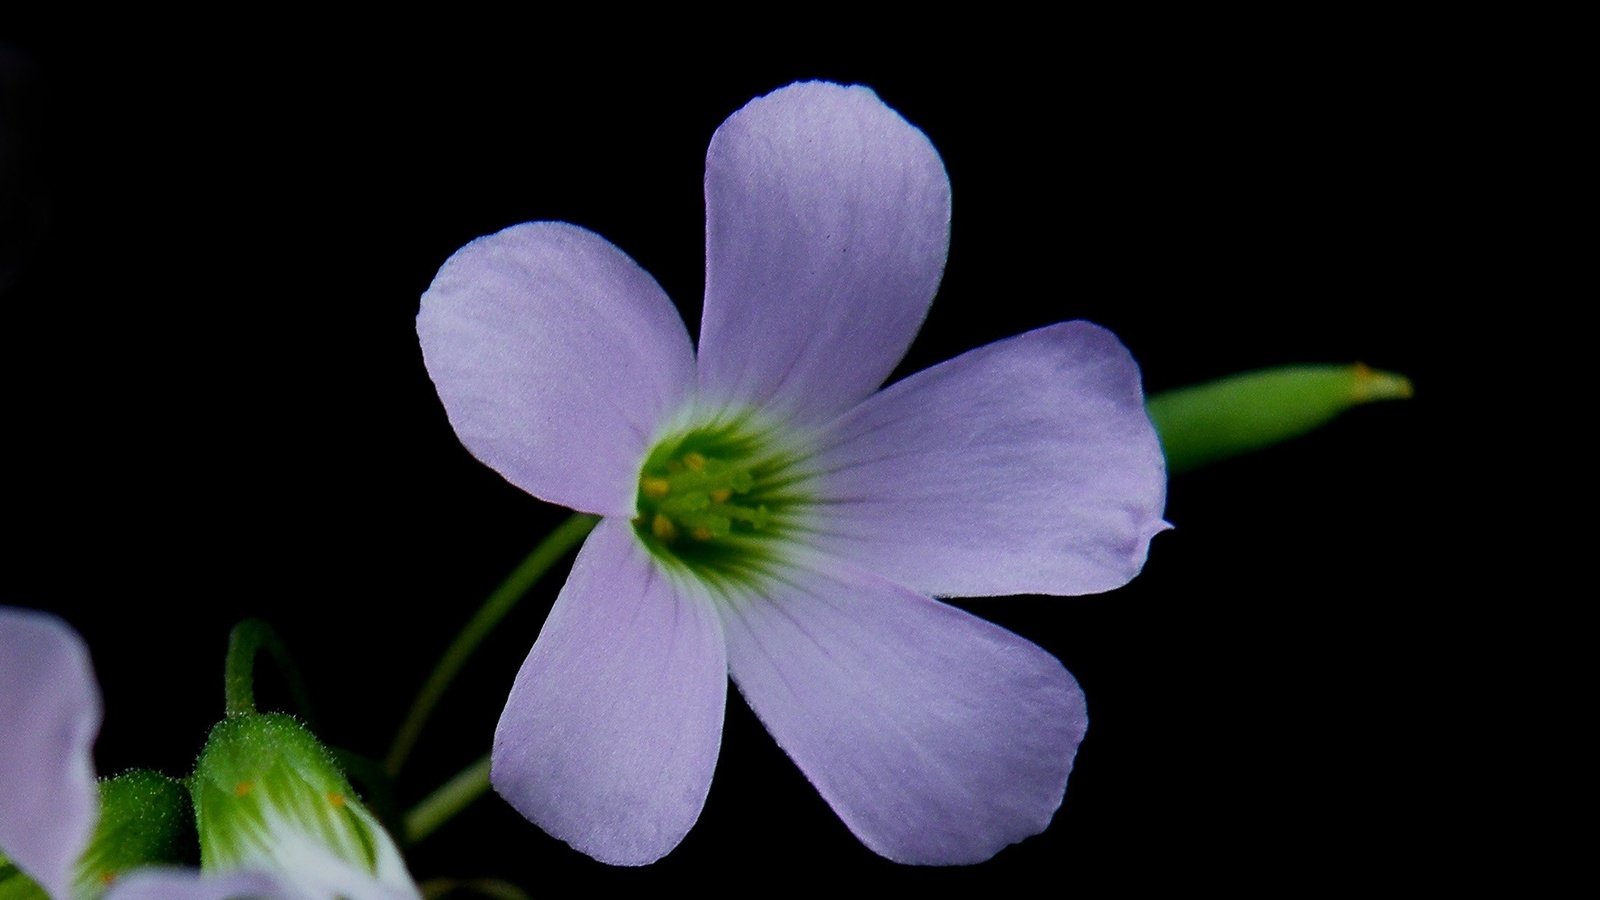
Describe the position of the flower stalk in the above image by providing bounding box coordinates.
[384,513,599,777]
[223,618,314,722]
[403,754,490,845]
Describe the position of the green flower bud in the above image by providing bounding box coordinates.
[3,770,192,900]
[191,714,416,897]
[0,857,49,900]
[1147,363,1413,473]
[76,771,194,898]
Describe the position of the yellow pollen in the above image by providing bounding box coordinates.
[682,452,707,472]
[100,872,117,886]
[234,781,253,797]
[690,526,714,541]
[328,791,346,807]
[641,477,670,499]
[709,488,732,503]
[652,514,678,542]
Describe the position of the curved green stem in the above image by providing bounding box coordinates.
[224,618,315,722]
[405,754,491,845]
[384,513,599,776]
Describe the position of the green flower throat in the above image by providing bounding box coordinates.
[633,419,812,587]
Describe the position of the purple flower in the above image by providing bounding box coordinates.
[417,81,1167,866]
[0,608,100,898]
[0,607,418,900]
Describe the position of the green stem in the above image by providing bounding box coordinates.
[384,513,599,776]
[223,618,315,721]
[405,754,491,845]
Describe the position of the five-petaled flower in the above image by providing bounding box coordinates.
[417,81,1167,866]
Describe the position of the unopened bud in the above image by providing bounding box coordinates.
[191,714,417,899]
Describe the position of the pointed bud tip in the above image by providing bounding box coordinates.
[1350,362,1414,403]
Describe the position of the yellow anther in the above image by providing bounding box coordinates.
[709,488,732,504]
[691,526,714,541]
[683,452,707,472]
[328,791,346,807]
[652,514,678,542]
[641,477,671,499]
[234,781,253,797]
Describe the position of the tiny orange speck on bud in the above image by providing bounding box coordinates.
[652,514,678,542]
[642,477,670,498]
[234,781,253,797]
[1350,361,1414,402]
[710,488,732,503]
[328,791,345,807]
[683,452,707,472]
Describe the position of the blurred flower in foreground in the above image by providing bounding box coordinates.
[417,81,1167,865]
[0,607,417,899]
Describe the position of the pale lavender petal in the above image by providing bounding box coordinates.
[104,869,290,900]
[721,561,1087,865]
[697,82,951,428]
[0,607,101,898]
[418,222,696,517]
[807,321,1168,598]
[492,518,726,866]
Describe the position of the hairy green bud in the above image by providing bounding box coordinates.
[191,714,416,897]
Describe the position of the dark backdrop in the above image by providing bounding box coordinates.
[5,27,1448,893]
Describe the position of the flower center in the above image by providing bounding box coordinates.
[633,417,810,587]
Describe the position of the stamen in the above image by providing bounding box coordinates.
[633,417,812,581]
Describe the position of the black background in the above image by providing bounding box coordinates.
[5,25,1453,893]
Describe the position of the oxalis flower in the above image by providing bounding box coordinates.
[0,607,418,899]
[417,81,1167,866]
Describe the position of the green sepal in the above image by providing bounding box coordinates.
[74,771,195,898]
[0,857,50,900]
[2,771,193,900]
[1147,363,1413,474]
[191,713,411,889]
